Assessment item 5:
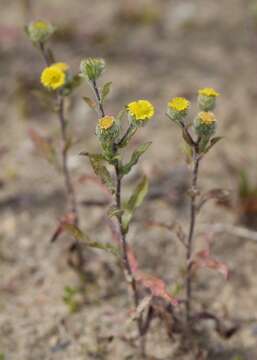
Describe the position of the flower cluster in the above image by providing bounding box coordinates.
[166,88,220,153]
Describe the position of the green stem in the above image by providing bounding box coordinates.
[91,81,146,356]
[186,150,200,323]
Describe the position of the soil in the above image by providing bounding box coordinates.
[0,0,257,359]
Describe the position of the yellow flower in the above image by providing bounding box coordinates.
[33,21,49,31]
[199,111,216,125]
[127,100,154,121]
[98,116,114,130]
[199,87,220,97]
[54,62,69,71]
[168,97,190,112]
[40,65,66,90]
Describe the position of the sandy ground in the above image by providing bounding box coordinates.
[1,0,257,359]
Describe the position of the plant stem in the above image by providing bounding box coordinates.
[186,150,200,323]
[39,46,83,268]
[57,95,79,224]
[91,80,146,356]
[39,42,52,66]
[92,79,105,117]
[114,161,145,357]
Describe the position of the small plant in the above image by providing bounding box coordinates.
[63,285,80,313]
[167,88,224,322]
[25,21,84,271]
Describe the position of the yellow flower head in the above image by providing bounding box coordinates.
[127,100,155,121]
[33,20,49,31]
[168,97,190,112]
[199,87,220,97]
[54,62,69,72]
[98,116,114,130]
[199,111,216,125]
[40,65,66,90]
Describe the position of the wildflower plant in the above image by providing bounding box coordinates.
[26,19,236,358]
[166,88,232,331]
[26,21,84,271]
[79,57,155,353]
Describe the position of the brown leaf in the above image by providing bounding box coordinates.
[29,128,58,168]
[50,212,76,242]
[78,174,113,200]
[190,250,228,279]
[135,271,178,306]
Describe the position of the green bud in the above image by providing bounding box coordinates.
[96,116,120,144]
[166,97,191,127]
[194,111,216,139]
[25,20,55,44]
[80,58,105,81]
[198,94,217,111]
[198,88,220,111]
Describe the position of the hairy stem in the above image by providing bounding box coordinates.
[39,46,83,268]
[91,80,146,356]
[57,96,79,224]
[186,151,200,323]
[92,79,105,117]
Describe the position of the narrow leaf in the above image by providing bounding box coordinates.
[63,223,120,257]
[83,153,115,194]
[100,81,112,103]
[135,271,178,306]
[122,176,149,232]
[204,136,223,153]
[197,188,231,211]
[29,128,59,169]
[83,96,97,111]
[181,140,193,164]
[190,250,228,279]
[122,142,151,175]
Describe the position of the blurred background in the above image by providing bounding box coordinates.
[0,0,257,359]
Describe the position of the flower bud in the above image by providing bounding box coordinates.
[194,111,216,138]
[80,58,105,81]
[198,88,219,111]
[96,116,119,144]
[167,97,190,125]
[127,100,155,128]
[26,20,55,44]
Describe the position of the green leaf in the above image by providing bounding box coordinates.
[118,125,137,148]
[239,170,250,198]
[204,136,223,153]
[122,142,151,175]
[63,223,120,257]
[122,176,149,233]
[100,81,112,103]
[182,128,194,146]
[107,205,124,218]
[82,152,115,194]
[62,74,83,96]
[181,140,193,164]
[116,108,126,122]
[83,96,97,111]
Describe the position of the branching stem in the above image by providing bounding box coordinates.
[91,80,146,356]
